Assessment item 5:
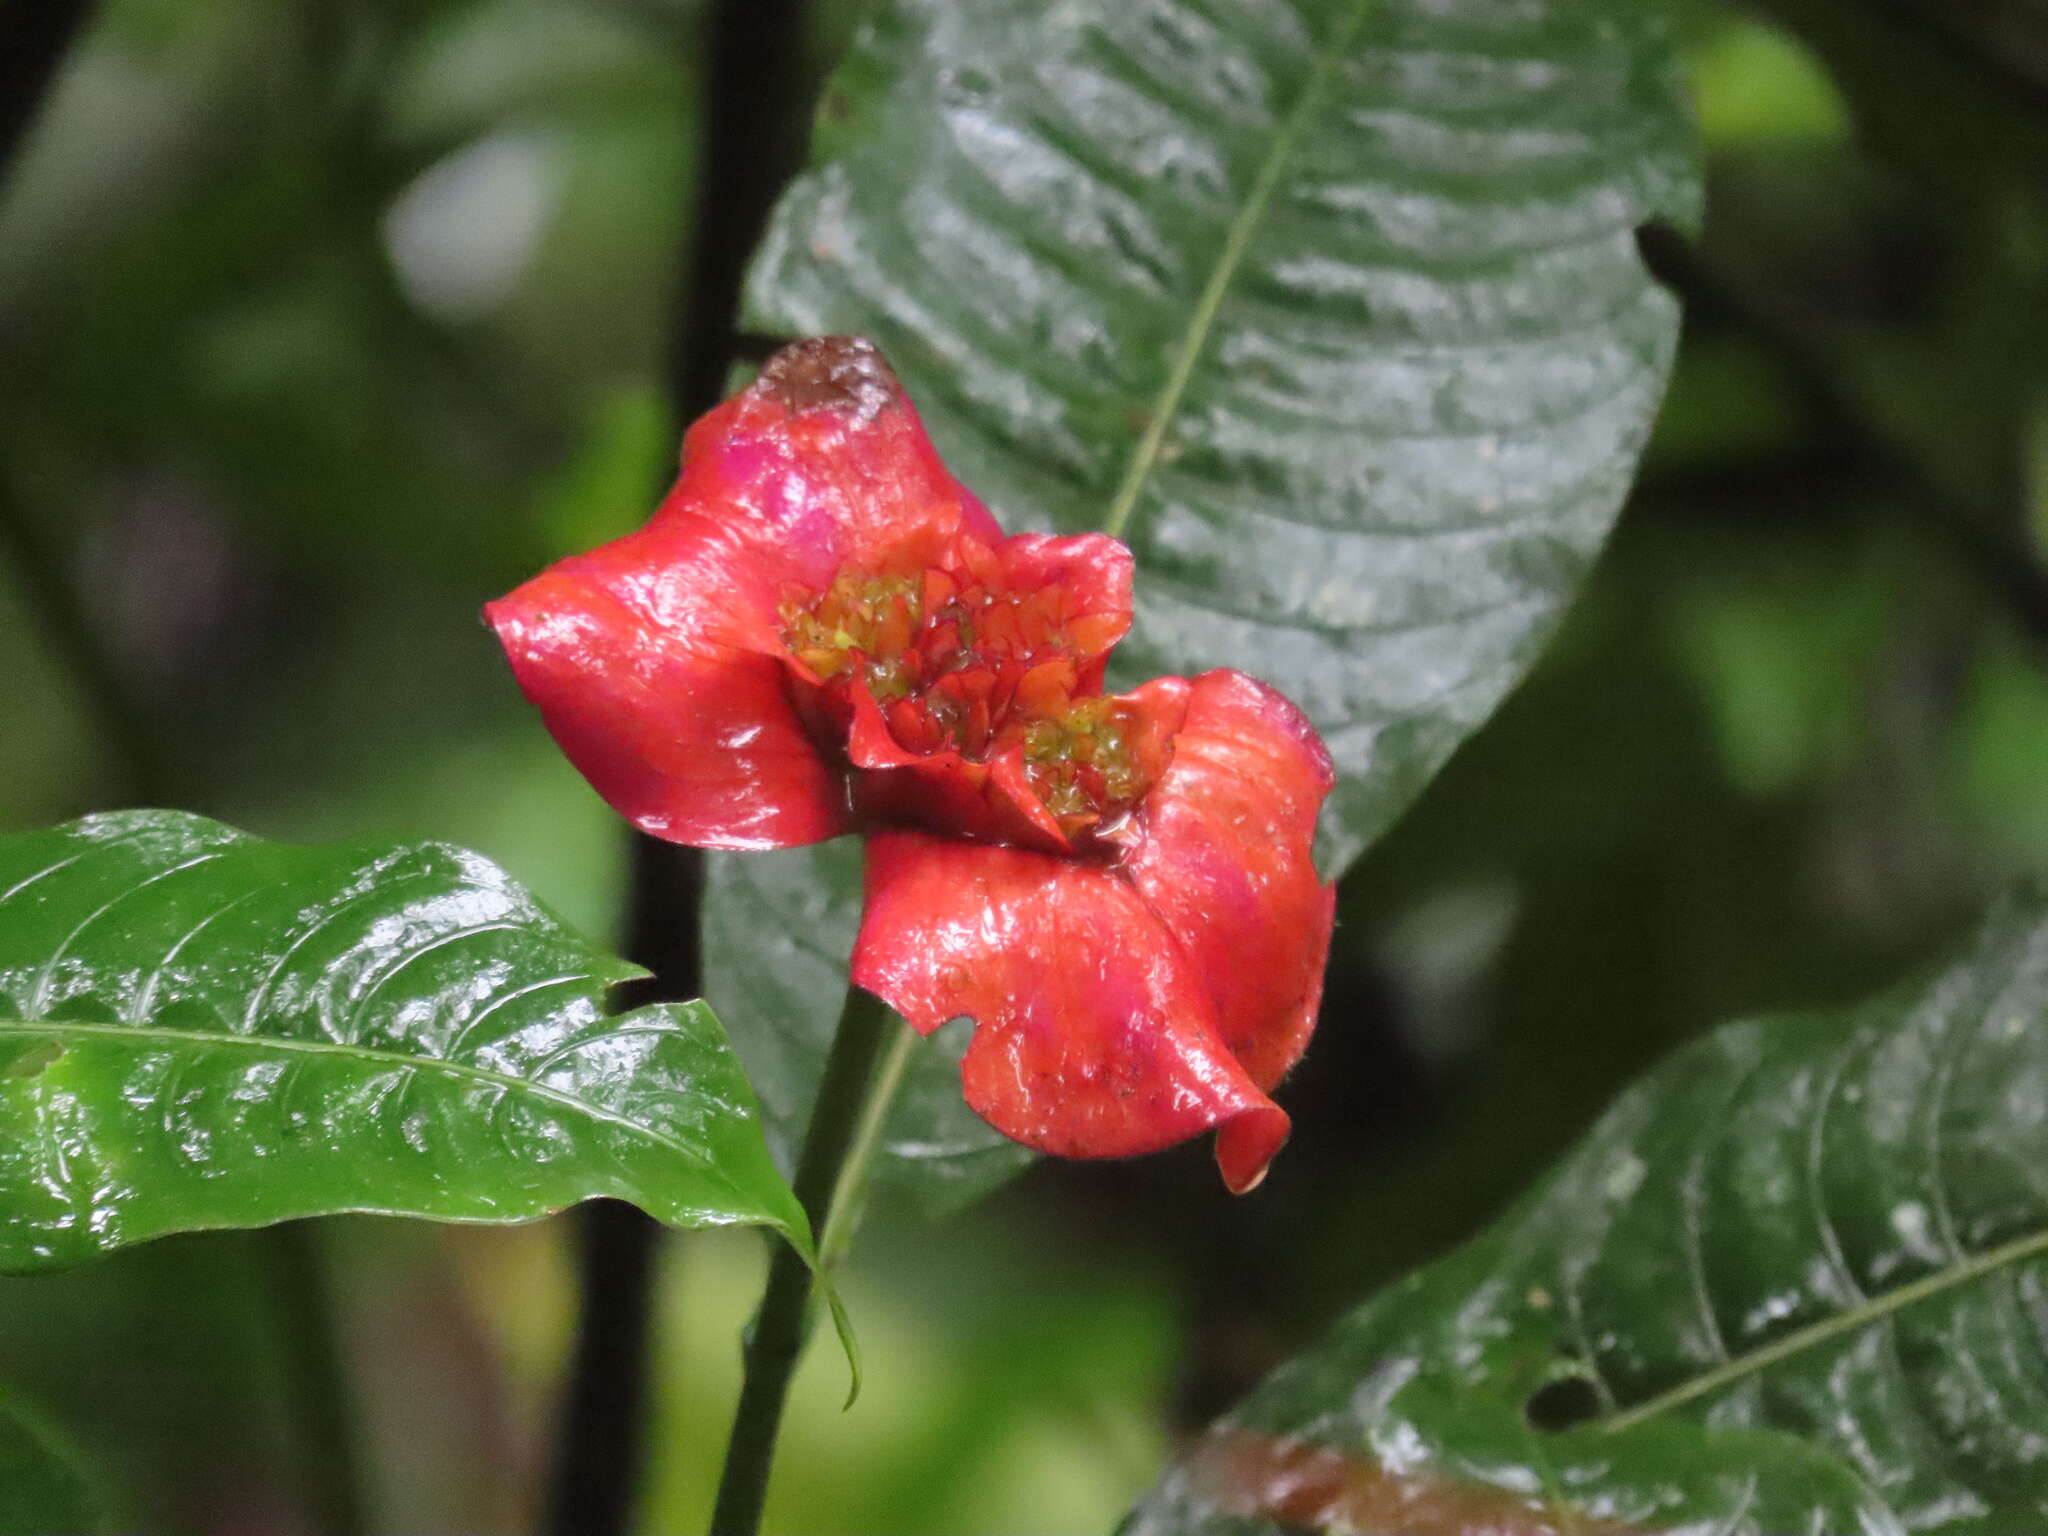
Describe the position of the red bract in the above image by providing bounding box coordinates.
[487,337,1334,1192]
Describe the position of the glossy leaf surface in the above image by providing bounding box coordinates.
[712,0,1699,1204]
[0,812,808,1268]
[1126,885,2048,1534]
[747,0,1700,873]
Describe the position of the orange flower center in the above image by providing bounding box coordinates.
[780,544,1152,835]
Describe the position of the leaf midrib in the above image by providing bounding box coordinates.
[0,1015,737,1204]
[1599,1223,2048,1433]
[1098,0,1378,541]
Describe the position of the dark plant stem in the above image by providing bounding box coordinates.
[1,20,370,1519]
[538,840,697,1536]
[0,480,172,806]
[541,1205,659,1533]
[668,0,814,419]
[0,1,164,803]
[710,986,907,1536]
[267,1223,371,1536]
[540,3,812,1533]
[0,0,95,189]
[0,543,370,1536]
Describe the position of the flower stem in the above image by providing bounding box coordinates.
[816,1019,917,1274]
[709,985,911,1536]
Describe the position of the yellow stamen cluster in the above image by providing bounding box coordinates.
[1020,698,1145,824]
[782,570,924,701]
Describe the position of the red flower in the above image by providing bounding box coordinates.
[487,338,1334,1192]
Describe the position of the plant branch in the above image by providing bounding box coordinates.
[0,0,95,192]
[538,841,695,1536]
[541,3,813,1533]
[815,1019,917,1273]
[0,478,172,806]
[266,1222,371,1536]
[0,304,369,1536]
[667,0,815,423]
[710,986,906,1536]
[2,511,367,1536]
[0,3,169,808]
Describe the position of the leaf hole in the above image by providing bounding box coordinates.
[1632,219,1689,296]
[1524,1368,1601,1433]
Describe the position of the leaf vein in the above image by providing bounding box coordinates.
[0,1017,733,1203]
[1100,0,1380,539]
[1600,1224,2048,1433]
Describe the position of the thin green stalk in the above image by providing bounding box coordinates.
[709,986,908,1536]
[816,1018,916,1274]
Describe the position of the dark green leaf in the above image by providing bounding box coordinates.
[1126,885,2048,1534]
[747,0,1700,872]
[711,0,1700,1207]
[0,811,809,1269]
[0,1393,109,1536]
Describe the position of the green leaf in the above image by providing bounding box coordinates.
[709,0,1700,1206]
[0,1392,109,1536]
[0,811,809,1269]
[747,0,1700,874]
[1124,885,2048,1534]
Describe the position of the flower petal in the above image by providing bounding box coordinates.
[673,335,986,584]
[487,337,985,849]
[992,532,1133,682]
[852,829,1289,1192]
[843,688,1079,855]
[844,684,1000,837]
[1123,670,1336,1090]
[486,560,848,849]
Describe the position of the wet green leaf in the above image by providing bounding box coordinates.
[0,811,809,1269]
[710,0,1700,1207]
[1126,885,2048,1533]
[747,0,1699,873]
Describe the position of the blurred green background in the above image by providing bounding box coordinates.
[3,1,2046,1532]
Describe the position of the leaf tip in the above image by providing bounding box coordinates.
[825,1282,862,1409]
